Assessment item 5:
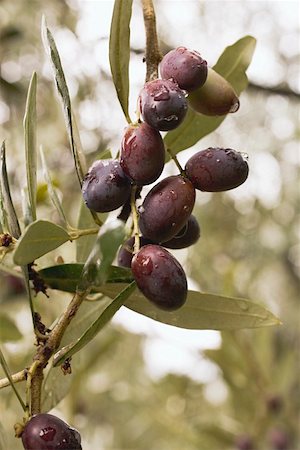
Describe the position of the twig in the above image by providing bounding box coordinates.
[0,369,27,389]
[141,0,162,82]
[130,185,140,254]
[28,288,90,415]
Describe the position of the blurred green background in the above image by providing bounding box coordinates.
[0,1,299,449]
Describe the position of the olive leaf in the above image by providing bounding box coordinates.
[41,15,86,185]
[101,284,280,330]
[78,220,126,290]
[109,0,133,123]
[37,265,280,330]
[38,263,133,292]
[164,35,257,156]
[0,141,21,239]
[13,220,70,265]
[23,71,37,222]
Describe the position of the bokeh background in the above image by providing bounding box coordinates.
[0,1,299,449]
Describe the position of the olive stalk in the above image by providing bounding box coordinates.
[166,147,184,174]
[141,0,162,82]
[28,287,90,415]
[130,185,140,255]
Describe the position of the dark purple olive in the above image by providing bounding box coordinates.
[120,122,165,185]
[21,413,82,450]
[131,244,187,310]
[185,147,249,192]
[235,434,254,450]
[138,79,188,131]
[163,215,200,249]
[160,47,207,92]
[117,236,153,268]
[268,428,290,450]
[188,68,240,116]
[139,175,195,243]
[82,159,131,212]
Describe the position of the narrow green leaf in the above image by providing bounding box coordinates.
[96,284,280,330]
[23,71,37,222]
[53,281,136,366]
[13,219,70,265]
[0,314,22,342]
[164,35,257,156]
[0,347,26,411]
[38,263,133,292]
[79,220,125,290]
[0,141,21,239]
[36,268,278,330]
[109,0,133,123]
[59,298,112,348]
[41,16,86,185]
[39,146,69,226]
[0,189,7,233]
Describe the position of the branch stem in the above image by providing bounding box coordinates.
[141,0,162,82]
[27,288,89,415]
[0,369,27,389]
[130,185,140,254]
[166,147,184,174]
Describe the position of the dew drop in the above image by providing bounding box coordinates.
[154,88,170,101]
[170,189,178,199]
[240,151,249,161]
[40,427,56,442]
[229,99,240,113]
[165,115,178,122]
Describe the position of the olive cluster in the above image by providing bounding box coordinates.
[82,47,248,312]
[21,413,82,450]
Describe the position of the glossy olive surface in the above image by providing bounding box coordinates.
[163,215,200,249]
[138,79,187,131]
[82,159,131,212]
[160,46,207,92]
[185,147,249,192]
[131,244,187,310]
[120,122,165,185]
[117,236,153,268]
[21,413,82,450]
[139,175,195,243]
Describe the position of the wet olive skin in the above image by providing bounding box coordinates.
[21,413,82,450]
[138,79,188,131]
[120,122,165,185]
[185,147,249,192]
[131,244,187,310]
[82,159,131,213]
[139,175,196,243]
[188,68,240,116]
[160,47,207,92]
[117,236,153,268]
[163,215,200,249]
